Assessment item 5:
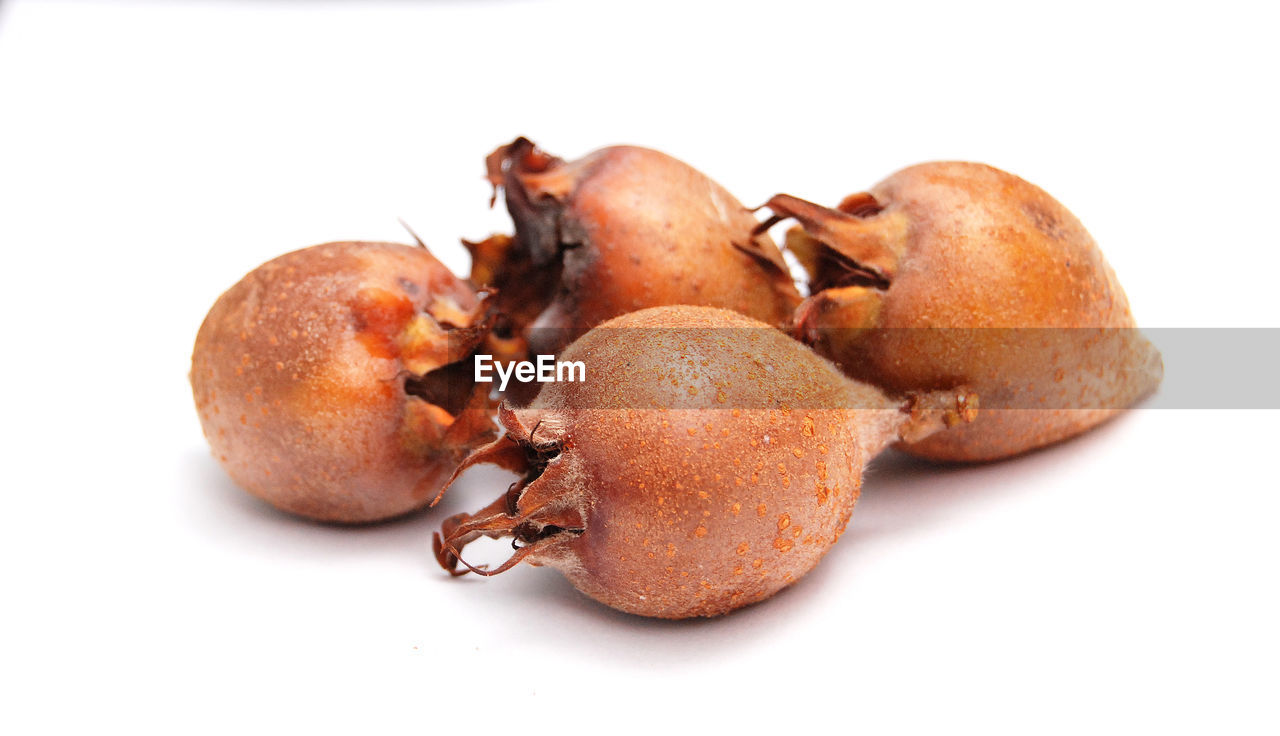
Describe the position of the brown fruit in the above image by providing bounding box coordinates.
[762,162,1162,462]
[468,137,801,363]
[432,306,975,618]
[191,241,496,523]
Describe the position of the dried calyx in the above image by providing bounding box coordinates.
[755,192,899,293]
[433,406,585,577]
[396,293,499,452]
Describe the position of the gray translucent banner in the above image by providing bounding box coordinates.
[1144,328,1279,409]
[440,328,1280,410]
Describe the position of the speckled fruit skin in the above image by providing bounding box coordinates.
[471,138,801,361]
[772,162,1163,462]
[433,306,975,618]
[191,241,495,523]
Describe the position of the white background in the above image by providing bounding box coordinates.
[2,1,1277,733]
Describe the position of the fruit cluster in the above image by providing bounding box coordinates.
[191,138,1162,618]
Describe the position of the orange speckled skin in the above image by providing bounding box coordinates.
[481,140,801,359]
[438,307,953,619]
[786,162,1163,462]
[191,242,495,523]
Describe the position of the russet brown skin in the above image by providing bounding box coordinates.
[470,138,801,364]
[433,306,975,618]
[764,162,1163,462]
[191,241,496,523]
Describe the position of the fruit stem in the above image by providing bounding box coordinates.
[897,388,980,444]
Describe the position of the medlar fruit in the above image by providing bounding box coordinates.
[433,306,975,618]
[191,241,496,523]
[761,162,1162,461]
[468,137,802,363]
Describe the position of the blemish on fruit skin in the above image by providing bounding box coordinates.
[756,503,767,517]
[736,541,749,555]
[751,558,764,569]
[730,502,741,514]
[792,447,804,459]
[777,513,791,531]
[694,525,708,538]
[773,537,794,553]
[815,485,831,505]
